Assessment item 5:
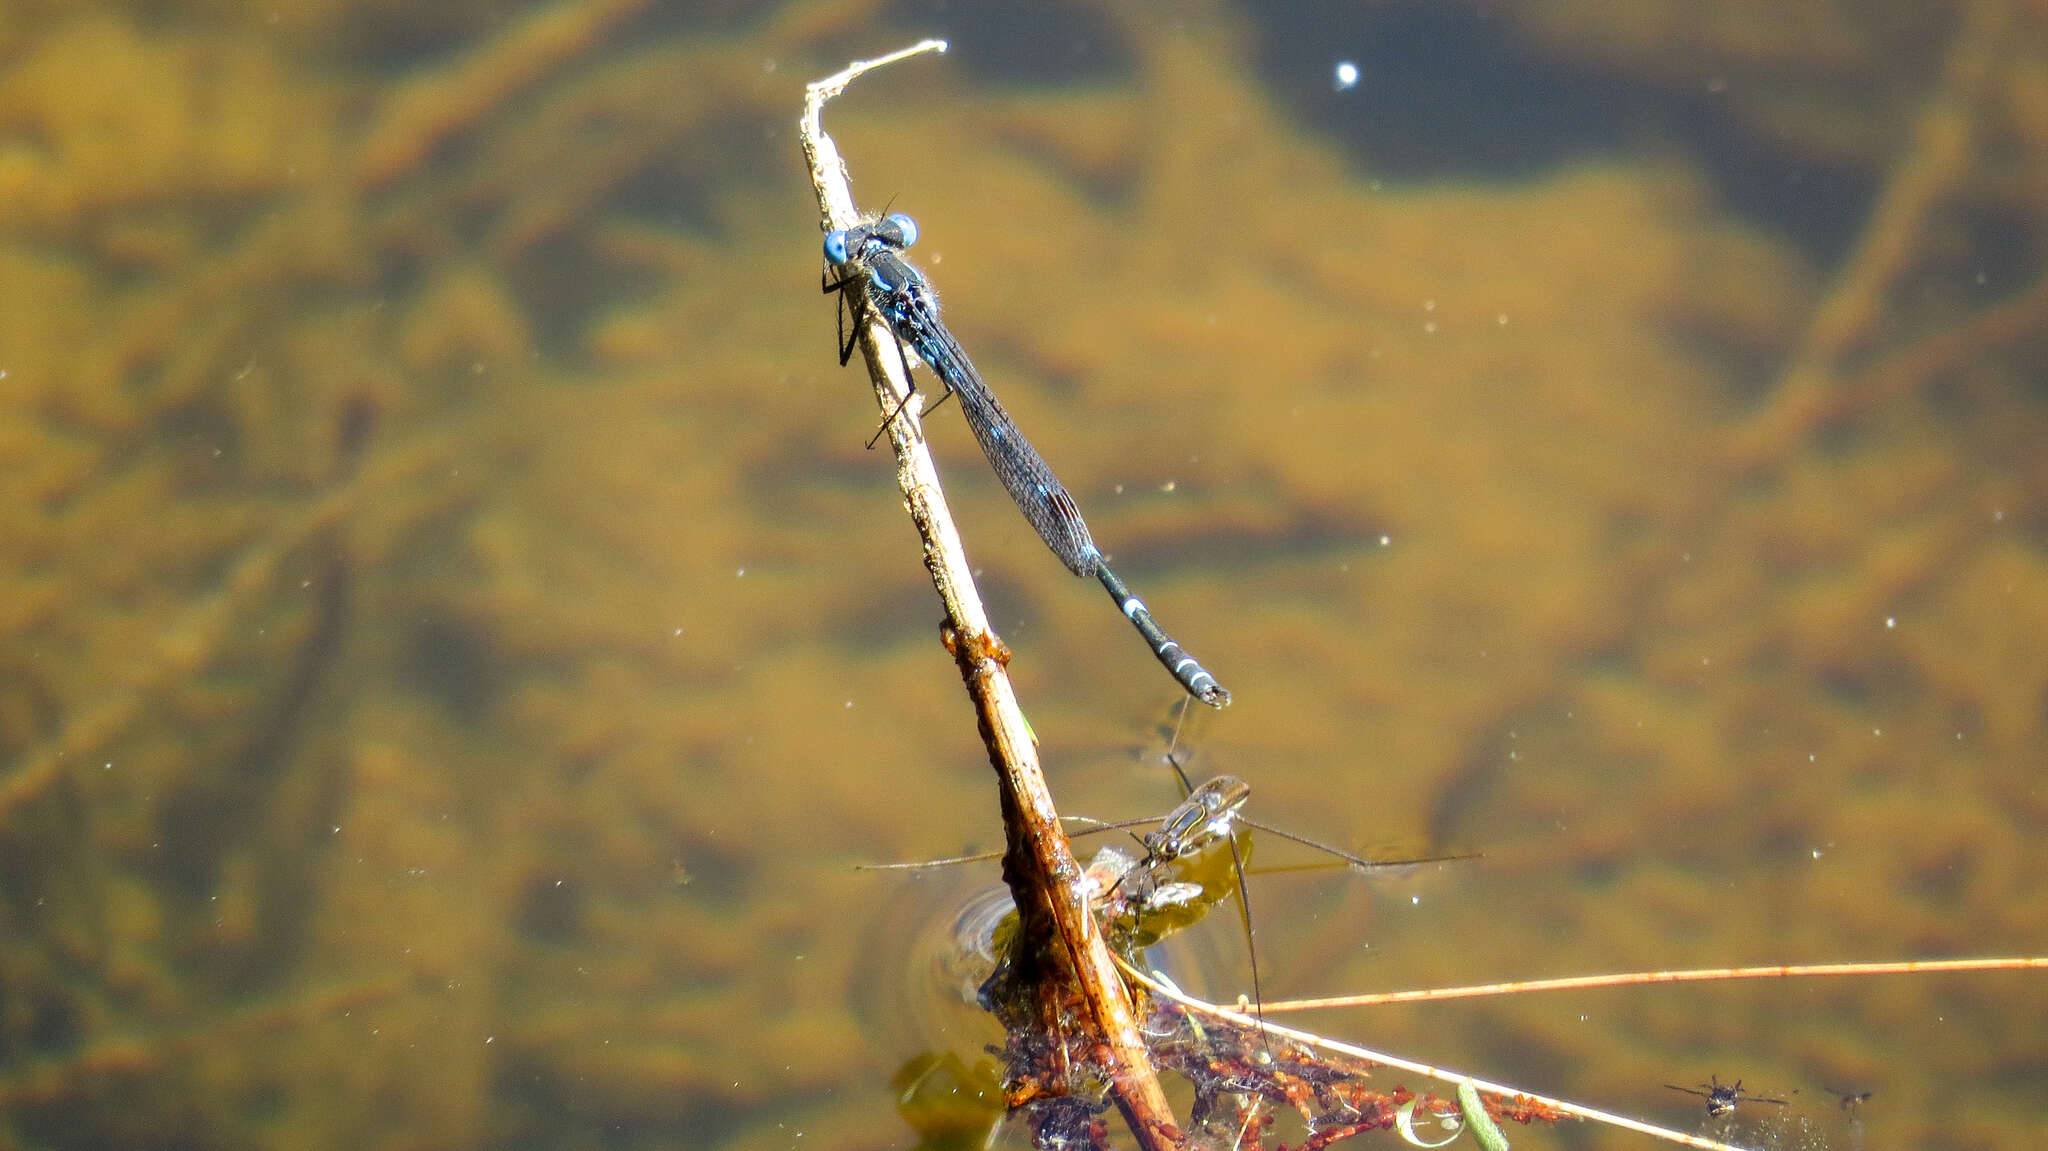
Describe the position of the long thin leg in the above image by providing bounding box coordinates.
[865,327,926,449]
[1223,827,1269,1050]
[821,268,861,365]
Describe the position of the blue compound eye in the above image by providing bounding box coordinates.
[883,212,918,248]
[823,229,852,265]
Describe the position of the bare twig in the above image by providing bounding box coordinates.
[797,43,1180,1150]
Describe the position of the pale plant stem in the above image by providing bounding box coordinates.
[1121,957,1763,1151]
[1259,956,2048,1012]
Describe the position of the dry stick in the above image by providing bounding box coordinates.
[798,43,1180,1151]
[1258,956,2048,1012]
[1119,958,1762,1151]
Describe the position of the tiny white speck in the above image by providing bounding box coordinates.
[1334,61,1359,90]
[1884,616,1896,628]
[1811,849,1822,859]
[1379,535,1391,546]
[1410,894,1421,905]
[1496,313,1509,325]
[673,627,683,636]
[331,826,341,834]
[485,1036,494,1044]
[1873,727,1882,736]
[1423,321,1437,334]
[1160,480,1176,493]
[735,567,746,577]
[1808,754,1817,762]
[1423,299,1437,312]
[103,761,113,770]
[844,700,854,709]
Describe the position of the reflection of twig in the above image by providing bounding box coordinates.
[0,508,336,822]
[1258,955,2048,1011]
[1839,272,2048,419]
[1122,958,1760,1151]
[0,977,407,1109]
[797,43,1180,1151]
[0,424,478,823]
[354,0,658,190]
[1723,0,2008,471]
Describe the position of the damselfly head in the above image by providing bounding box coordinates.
[823,213,920,267]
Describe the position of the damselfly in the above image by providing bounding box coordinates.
[823,213,1230,708]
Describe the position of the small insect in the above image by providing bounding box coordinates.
[1822,1085,1874,1110]
[1664,1075,1787,1117]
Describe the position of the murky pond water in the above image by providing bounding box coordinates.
[2,2,2043,1149]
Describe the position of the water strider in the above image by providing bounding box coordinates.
[859,753,1475,1095]
[822,212,1229,708]
[1107,768,1475,1040]
[1664,1075,1786,1118]
[1822,1085,1874,1110]
[1130,775,1253,871]
[862,765,1484,1149]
